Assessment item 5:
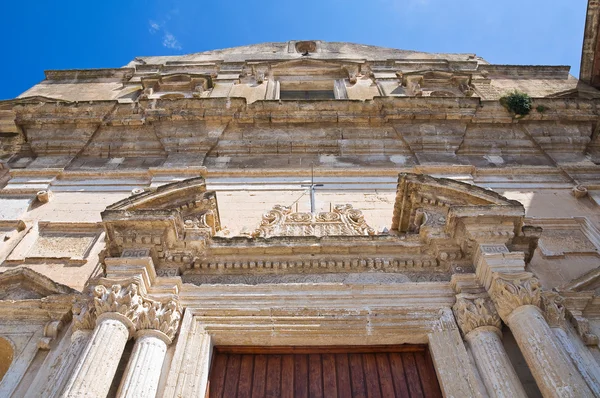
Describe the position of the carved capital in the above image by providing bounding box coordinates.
[72,298,96,332]
[540,291,566,328]
[93,283,143,325]
[452,294,502,336]
[488,272,541,320]
[136,298,182,342]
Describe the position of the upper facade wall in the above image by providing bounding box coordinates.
[17,40,599,104]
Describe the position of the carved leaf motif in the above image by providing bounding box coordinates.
[137,298,182,340]
[93,283,142,323]
[540,291,566,327]
[453,295,501,336]
[489,273,542,320]
[72,299,96,332]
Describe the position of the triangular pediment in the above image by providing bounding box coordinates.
[0,267,76,301]
[102,177,221,261]
[105,177,215,212]
[392,173,524,233]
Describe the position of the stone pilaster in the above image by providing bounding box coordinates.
[117,298,182,398]
[453,294,526,398]
[61,283,142,398]
[427,308,486,398]
[541,291,600,396]
[488,273,593,398]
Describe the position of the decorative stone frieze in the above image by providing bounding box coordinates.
[452,294,501,336]
[541,291,566,328]
[488,272,541,320]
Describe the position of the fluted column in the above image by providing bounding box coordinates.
[61,283,142,398]
[541,292,600,397]
[453,294,526,398]
[117,299,182,398]
[489,272,593,398]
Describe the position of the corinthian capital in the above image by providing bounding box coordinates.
[452,294,502,336]
[72,298,96,332]
[137,298,182,343]
[488,272,541,320]
[93,283,143,324]
[540,291,566,328]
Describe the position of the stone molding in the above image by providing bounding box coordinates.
[488,272,541,320]
[72,282,181,343]
[452,293,501,336]
[540,291,566,328]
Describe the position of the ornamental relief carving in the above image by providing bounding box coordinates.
[452,294,502,336]
[72,283,182,342]
[252,204,375,238]
[488,272,542,320]
[540,291,566,327]
[137,299,182,341]
[93,284,143,322]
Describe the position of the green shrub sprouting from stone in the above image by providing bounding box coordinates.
[500,91,533,116]
[536,105,548,113]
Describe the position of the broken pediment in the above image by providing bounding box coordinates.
[0,267,76,301]
[251,204,375,238]
[392,173,524,234]
[102,177,221,262]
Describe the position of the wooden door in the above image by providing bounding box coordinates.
[208,345,442,398]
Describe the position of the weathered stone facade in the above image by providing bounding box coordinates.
[2,11,600,397]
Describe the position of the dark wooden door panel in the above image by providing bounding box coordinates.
[208,346,442,398]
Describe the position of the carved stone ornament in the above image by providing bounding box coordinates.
[488,272,542,320]
[252,204,375,238]
[137,298,182,342]
[72,298,96,332]
[93,283,142,322]
[540,291,566,327]
[452,294,502,336]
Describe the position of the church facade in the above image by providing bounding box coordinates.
[2,5,600,398]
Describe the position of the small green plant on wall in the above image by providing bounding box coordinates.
[500,90,533,117]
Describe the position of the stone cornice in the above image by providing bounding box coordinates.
[44,68,135,82]
[5,96,600,126]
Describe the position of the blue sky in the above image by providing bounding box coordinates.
[0,0,588,99]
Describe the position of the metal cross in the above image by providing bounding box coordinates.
[301,164,323,213]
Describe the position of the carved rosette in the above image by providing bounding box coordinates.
[488,272,542,320]
[540,291,566,328]
[136,298,182,343]
[452,294,502,336]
